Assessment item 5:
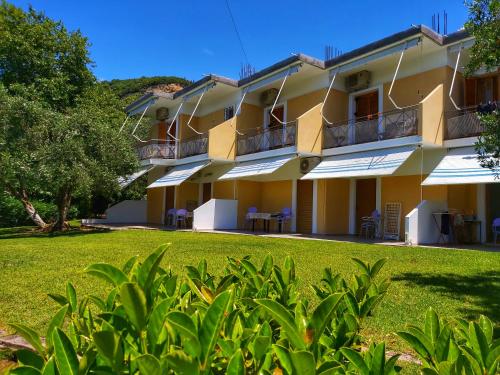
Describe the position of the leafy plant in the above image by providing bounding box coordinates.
[7,246,498,374]
[398,307,499,374]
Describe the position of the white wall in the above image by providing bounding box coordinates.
[105,200,148,224]
[193,199,238,230]
[405,200,447,245]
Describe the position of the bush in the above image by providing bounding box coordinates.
[0,192,79,227]
[7,246,499,374]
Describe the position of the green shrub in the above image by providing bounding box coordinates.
[7,246,499,374]
[0,192,78,227]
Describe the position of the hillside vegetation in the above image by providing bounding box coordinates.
[104,76,192,104]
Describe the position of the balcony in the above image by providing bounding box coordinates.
[445,103,497,140]
[236,122,297,156]
[178,133,209,158]
[323,107,418,149]
[137,140,176,160]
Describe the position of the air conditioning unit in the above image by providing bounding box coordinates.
[299,157,320,174]
[260,88,279,106]
[156,107,169,121]
[345,70,371,92]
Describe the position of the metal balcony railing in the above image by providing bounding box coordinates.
[445,102,497,140]
[178,133,209,158]
[323,106,418,149]
[236,122,297,156]
[137,140,176,160]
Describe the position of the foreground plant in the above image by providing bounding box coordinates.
[7,246,498,374]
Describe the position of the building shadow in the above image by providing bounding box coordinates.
[392,271,500,322]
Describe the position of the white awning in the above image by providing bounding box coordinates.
[148,161,209,188]
[119,166,154,189]
[218,155,295,180]
[302,146,416,179]
[422,146,498,185]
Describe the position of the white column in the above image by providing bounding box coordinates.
[312,180,318,234]
[349,178,357,235]
[476,184,486,243]
[291,179,297,232]
[161,187,166,225]
[376,177,382,213]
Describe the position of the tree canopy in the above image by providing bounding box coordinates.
[466,0,500,176]
[0,1,139,230]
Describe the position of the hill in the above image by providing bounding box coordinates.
[104,76,192,104]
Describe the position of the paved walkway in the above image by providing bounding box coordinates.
[82,223,500,253]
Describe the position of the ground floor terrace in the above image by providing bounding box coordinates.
[141,149,500,245]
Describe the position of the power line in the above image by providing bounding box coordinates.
[224,0,250,65]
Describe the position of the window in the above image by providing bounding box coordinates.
[224,106,234,121]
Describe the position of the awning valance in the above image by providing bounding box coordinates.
[302,146,416,179]
[148,161,209,188]
[218,155,295,180]
[119,166,154,189]
[422,146,498,185]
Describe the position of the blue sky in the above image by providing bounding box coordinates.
[11,1,469,82]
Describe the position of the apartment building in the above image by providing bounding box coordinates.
[120,25,499,244]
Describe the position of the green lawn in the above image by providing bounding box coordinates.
[1,226,499,355]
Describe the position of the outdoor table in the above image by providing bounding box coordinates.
[463,219,482,243]
[247,212,271,232]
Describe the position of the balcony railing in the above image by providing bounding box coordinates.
[137,140,176,160]
[323,107,418,149]
[178,133,209,158]
[236,122,297,156]
[445,102,497,140]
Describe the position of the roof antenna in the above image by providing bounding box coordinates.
[239,63,255,79]
[324,45,342,61]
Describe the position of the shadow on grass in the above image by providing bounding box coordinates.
[392,271,500,322]
[0,226,111,240]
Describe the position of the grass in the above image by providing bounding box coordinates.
[0,226,499,357]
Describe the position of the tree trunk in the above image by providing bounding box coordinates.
[53,190,71,231]
[7,187,47,228]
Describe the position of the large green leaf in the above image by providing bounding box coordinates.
[166,311,201,357]
[371,342,385,375]
[46,304,69,349]
[41,356,57,375]
[120,282,148,331]
[137,244,168,295]
[8,323,45,356]
[166,350,199,375]
[272,345,292,374]
[147,297,174,346]
[310,293,344,346]
[255,299,305,350]
[397,331,432,364]
[9,366,41,374]
[52,328,79,375]
[199,290,232,370]
[65,283,77,313]
[290,350,316,375]
[136,354,161,375]
[424,308,440,346]
[16,349,44,370]
[227,349,245,375]
[369,258,387,279]
[93,330,123,372]
[468,322,489,367]
[340,348,369,375]
[84,263,128,286]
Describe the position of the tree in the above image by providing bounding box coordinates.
[465,0,500,175]
[39,84,139,230]
[0,2,139,230]
[0,85,54,228]
[0,0,94,110]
